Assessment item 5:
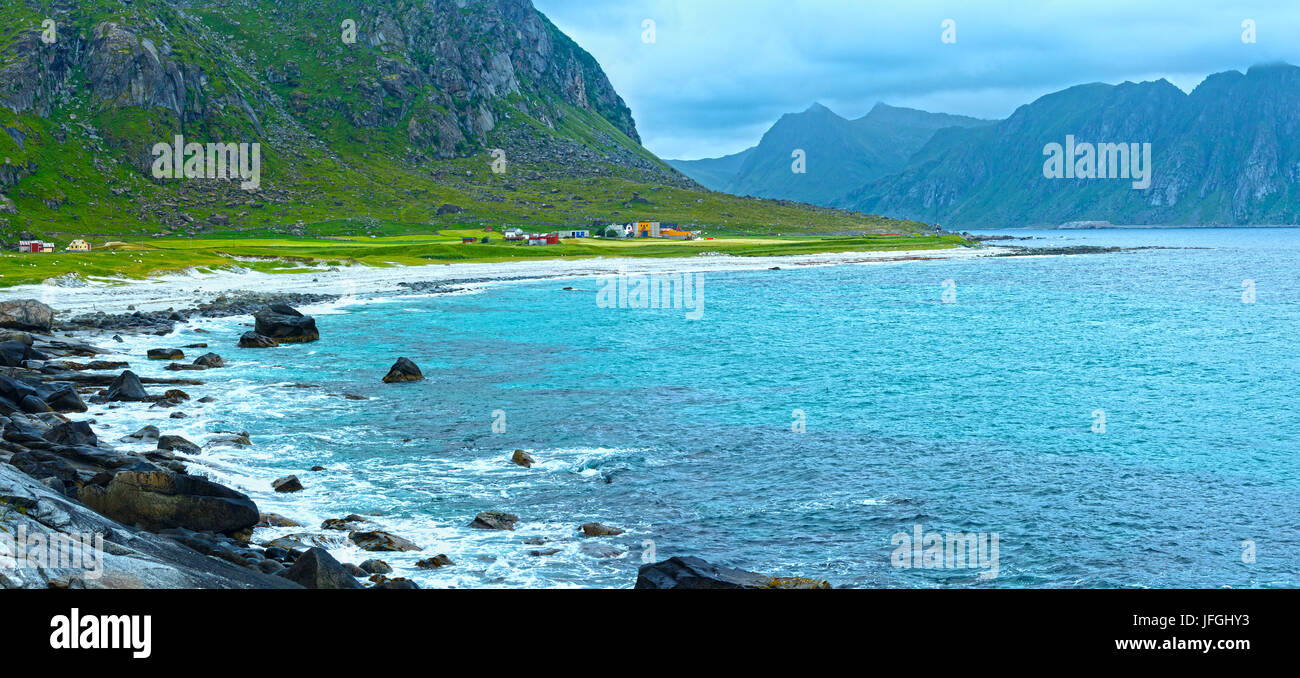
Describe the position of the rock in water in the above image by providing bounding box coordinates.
[359,559,392,574]
[0,299,54,332]
[580,522,624,537]
[238,332,278,348]
[123,425,161,443]
[147,348,184,360]
[382,357,423,383]
[104,370,149,401]
[348,530,422,552]
[272,475,304,493]
[253,304,319,343]
[43,421,98,447]
[193,352,225,368]
[278,548,363,590]
[45,387,88,413]
[469,510,519,530]
[78,470,260,534]
[634,557,832,590]
[510,449,535,468]
[415,554,454,569]
[158,435,201,454]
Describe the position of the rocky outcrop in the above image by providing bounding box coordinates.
[382,357,423,383]
[510,449,535,468]
[78,470,260,535]
[580,522,624,537]
[348,530,421,552]
[253,304,319,343]
[635,557,833,590]
[238,332,278,349]
[0,300,54,332]
[103,370,149,402]
[469,510,519,530]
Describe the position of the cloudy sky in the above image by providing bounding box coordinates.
[533,0,1300,160]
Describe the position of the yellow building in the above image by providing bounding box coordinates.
[67,239,91,252]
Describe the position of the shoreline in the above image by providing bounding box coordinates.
[0,247,1004,316]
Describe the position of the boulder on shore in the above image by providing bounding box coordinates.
[104,370,149,401]
[469,510,519,530]
[193,352,225,368]
[349,530,422,552]
[238,332,278,348]
[382,357,423,383]
[634,556,833,590]
[158,435,201,454]
[278,548,363,589]
[0,299,53,332]
[78,470,260,535]
[253,304,319,343]
[147,348,184,360]
[272,475,304,493]
[43,421,98,447]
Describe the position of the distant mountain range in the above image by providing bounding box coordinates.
[669,103,989,206]
[673,64,1300,228]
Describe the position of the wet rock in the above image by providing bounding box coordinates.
[373,577,420,589]
[44,387,87,413]
[348,530,422,552]
[278,547,363,589]
[343,563,367,577]
[122,425,161,443]
[580,522,625,537]
[528,548,562,557]
[238,332,278,348]
[253,304,319,343]
[147,348,184,360]
[469,510,519,530]
[511,449,535,468]
[193,352,225,368]
[205,432,251,449]
[0,339,45,367]
[415,554,454,569]
[20,395,51,413]
[359,559,392,575]
[382,357,423,383]
[579,542,626,559]
[634,557,832,590]
[158,435,200,454]
[0,299,53,332]
[170,411,187,419]
[43,421,98,447]
[78,470,260,535]
[104,370,149,401]
[258,512,302,528]
[272,475,303,493]
[322,514,370,531]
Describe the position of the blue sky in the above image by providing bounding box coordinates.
[533,0,1300,160]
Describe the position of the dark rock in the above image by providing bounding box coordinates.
[510,449,535,468]
[580,542,626,559]
[43,420,97,447]
[147,348,184,360]
[382,357,423,383]
[238,332,278,348]
[278,547,363,589]
[372,578,420,589]
[253,304,319,343]
[0,339,43,367]
[19,395,51,413]
[0,299,53,332]
[257,512,302,528]
[580,522,625,537]
[104,370,149,401]
[193,352,225,368]
[272,475,303,493]
[436,203,464,215]
[359,559,392,575]
[415,554,454,569]
[634,556,833,590]
[344,563,367,577]
[78,470,260,534]
[204,432,251,448]
[322,514,370,531]
[157,435,200,454]
[123,425,161,443]
[348,530,422,552]
[469,510,519,530]
[44,387,87,413]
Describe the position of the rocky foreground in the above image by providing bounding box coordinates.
[0,297,831,590]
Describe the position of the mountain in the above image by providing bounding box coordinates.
[841,64,1300,228]
[0,0,918,240]
[668,103,990,206]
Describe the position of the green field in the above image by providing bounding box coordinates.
[0,231,971,289]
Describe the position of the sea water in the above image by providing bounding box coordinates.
[98,228,1300,588]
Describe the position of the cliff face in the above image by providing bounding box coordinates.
[0,0,652,198]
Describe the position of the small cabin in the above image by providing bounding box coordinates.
[67,239,91,252]
[461,236,477,244]
[18,240,54,253]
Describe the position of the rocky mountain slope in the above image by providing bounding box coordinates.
[0,0,916,240]
[669,103,990,206]
[841,64,1300,228]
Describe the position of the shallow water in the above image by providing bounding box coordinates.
[95,228,1300,588]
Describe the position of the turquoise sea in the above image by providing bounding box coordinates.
[108,228,1300,588]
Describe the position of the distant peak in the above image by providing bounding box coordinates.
[804,102,833,114]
